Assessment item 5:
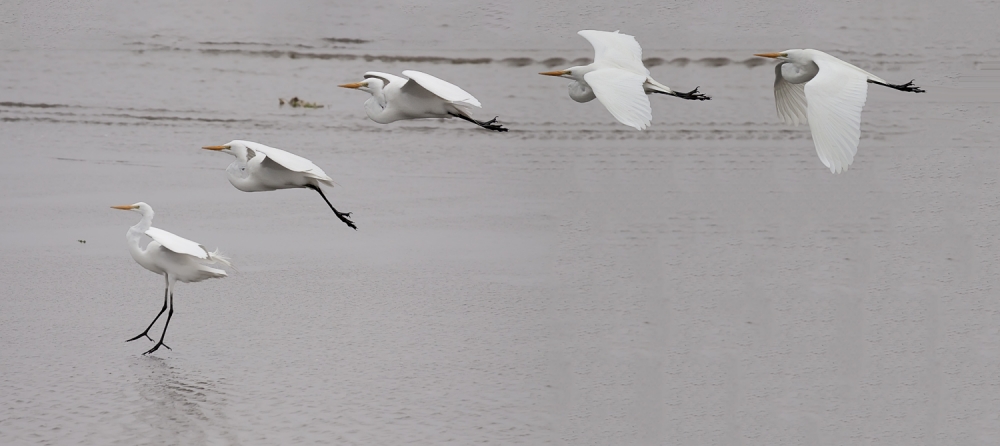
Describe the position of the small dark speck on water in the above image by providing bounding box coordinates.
[78,240,86,243]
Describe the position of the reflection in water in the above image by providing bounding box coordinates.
[130,357,239,445]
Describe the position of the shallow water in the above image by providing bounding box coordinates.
[2,1,1000,444]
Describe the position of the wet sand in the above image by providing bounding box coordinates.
[2,1,1000,444]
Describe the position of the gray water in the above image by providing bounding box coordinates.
[2,0,1000,444]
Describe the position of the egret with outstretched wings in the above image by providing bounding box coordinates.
[539,30,710,130]
[203,140,356,230]
[339,70,507,132]
[755,49,924,173]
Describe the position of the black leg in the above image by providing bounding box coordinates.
[127,282,169,343]
[652,87,711,101]
[144,291,174,355]
[448,113,508,132]
[868,79,925,93]
[305,184,357,230]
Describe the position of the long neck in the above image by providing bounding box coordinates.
[226,160,263,192]
[364,86,394,123]
[781,60,819,84]
[126,209,154,268]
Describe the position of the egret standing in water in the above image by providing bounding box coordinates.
[339,70,508,132]
[113,202,232,355]
[203,140,357,230]
[539,30,710,131]
[755,49,925,173]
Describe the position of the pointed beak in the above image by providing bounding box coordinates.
[754,53,783,58]
[338,82,365,89]
[111,205,136,210]
[202,145,230,151]
[539,70,570,77]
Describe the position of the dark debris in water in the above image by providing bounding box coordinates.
[279,97,324,108]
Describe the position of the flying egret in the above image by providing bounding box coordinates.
[112,202,232,355]
[539,30,710,131]
[755,49,925,173]
[203,140,357,230]
[338,70,508,132]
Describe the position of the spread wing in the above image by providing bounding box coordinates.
[578,30,649,76]
[584,68,652,130]
[400,70,482,109]
[804,57,869,174]
[774,62,808,126]
[364,71,407,88]
[146,227,210,259]
[243,141,334,184]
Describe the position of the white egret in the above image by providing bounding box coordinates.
[112,202,232,355]
[338,70,508,132]
[203,140,356,230]
[539,30,710,131]
[755,49,925,173]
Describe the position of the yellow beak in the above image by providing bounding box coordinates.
[539,70,570,77]
[754,52,783,58]
[111,205,136,210]
[202,145,230,151]
[338,82,365,89]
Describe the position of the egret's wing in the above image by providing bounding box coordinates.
[584,68,652,130]
[244,141,334,184]
[774,62,808,126]
[578,30,648,76]
[364,71,407,87]
[400,70,482,108]
[804,57,869,174]
[146,227,210,259]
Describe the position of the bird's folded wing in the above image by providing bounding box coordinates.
[804,58,869,174]
[578,30,649,76]
[364,71,407,87]
[401,70,482,108]
[774,62,808,126]
[248,143,334,183]
[146,227,210,259]
[584,69,652,130]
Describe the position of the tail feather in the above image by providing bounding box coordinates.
[208,248,235,270]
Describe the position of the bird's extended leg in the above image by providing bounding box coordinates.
[448,113,509,132]
[305,184,357,230]
[868,79,925,93]
[127,278,170,346]
[653,87,711,101]
[144,288,174,355]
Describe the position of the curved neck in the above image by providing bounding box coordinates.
[781,60,819,84]
[226,160,263,192]
[364,95,393,124]
[126,209,154,269]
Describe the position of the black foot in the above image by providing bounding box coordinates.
[126,332,153,343]
[337,212,357,230]
[143,342,172,356]
[449,113,509,132]
[478,116,508,132]
[674,87,711,101]
[869,79,925,93]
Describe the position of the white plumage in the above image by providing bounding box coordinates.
[203,140,355,230]
[112,202,232,355]
[757,49,925,173]
[540,30,710,130]
[340,70,506,132]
